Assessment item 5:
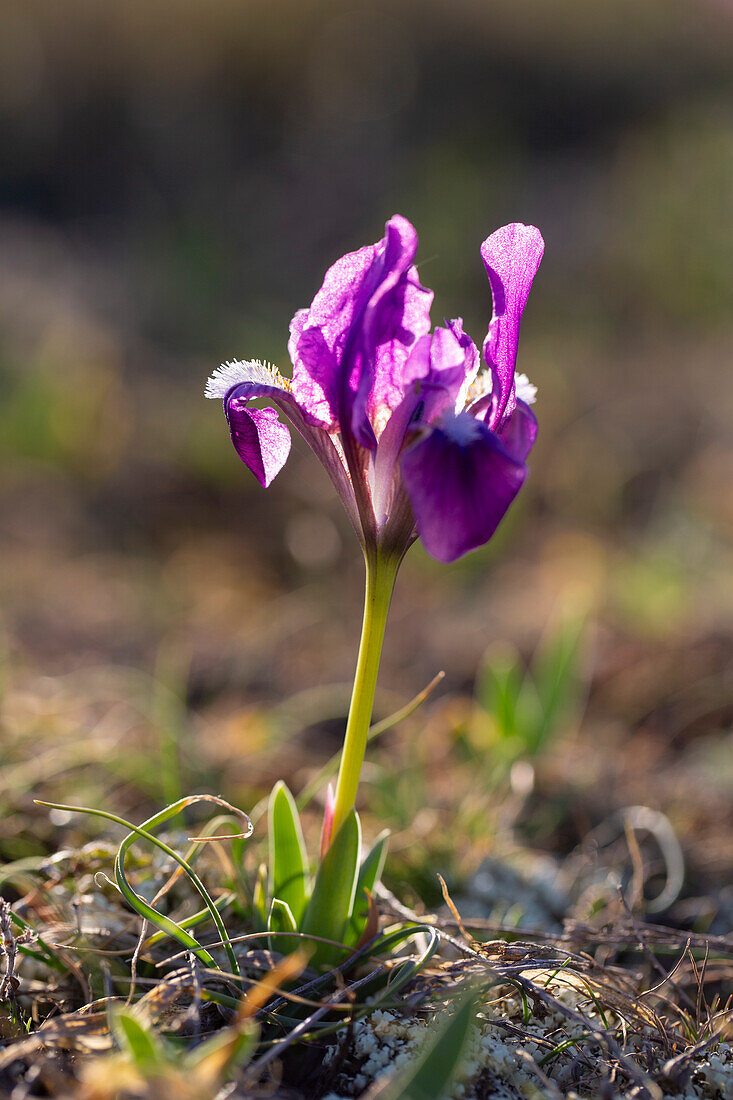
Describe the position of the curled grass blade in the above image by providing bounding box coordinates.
[36,796,252,977]
[117,797,251,978]
[144,892,235,950]
[147,812,245,912]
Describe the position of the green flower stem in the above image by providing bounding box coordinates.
[332,552,399,836]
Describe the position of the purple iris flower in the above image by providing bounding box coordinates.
[206,217,543,563]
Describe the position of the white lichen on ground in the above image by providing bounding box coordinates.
[320,979,732,1100]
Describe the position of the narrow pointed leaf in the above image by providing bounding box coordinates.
[268,897,298,956]
[300,809,361,967]
[268,781,309,924]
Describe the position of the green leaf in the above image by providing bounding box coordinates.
[477,643,522,742]
[514,675,543,752]
[268,781,309,924]
[530,619,585,754]
[112,1010,165,1072]
[300,809,361,968]
[347,829,389,944]
[377,985,481,1100]
[268,896,298,956]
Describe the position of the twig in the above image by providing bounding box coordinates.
[617,886,697,1015]
[513,971,664,1100]
[1,898,35,1004]
[243,969,383,1079]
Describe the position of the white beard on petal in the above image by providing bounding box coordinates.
[205,359,288,399]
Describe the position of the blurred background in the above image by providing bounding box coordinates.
[0,1,731,928]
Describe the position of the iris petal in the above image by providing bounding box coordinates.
[289,245,376,432]
[498,398,538,463]
[402,320,479,422]
[400,413,527,563]
[289,216,432,450]
[224,380,362,537]
[481,223,544,429]
[226,403,291,488]
[354,216,432,446]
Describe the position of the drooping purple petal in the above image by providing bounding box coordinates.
[216,368,362,537]
[289,217,432,448]
[226,403,291,488]
[481,224,544,430]
[400,413,527,562]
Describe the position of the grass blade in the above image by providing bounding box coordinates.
[478,643,522,743]
[531,618,585,753]
[36,796,250,976]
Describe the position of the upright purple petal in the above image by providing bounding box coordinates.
[370,335,431,524]
[400,413,527,562]
[289,245,377,431]
[226,403,291,488]
[402,319,479,423]
[371,322,479,524]
[355,216,433,445]
[481,224,544,430]
[289,217,433,448]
